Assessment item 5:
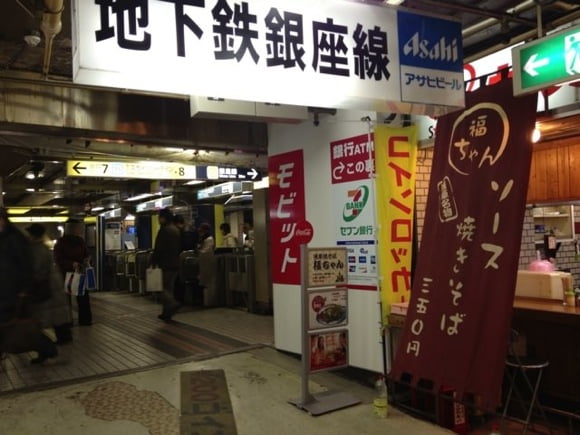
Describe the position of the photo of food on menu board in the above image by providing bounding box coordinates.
[308,289,348,330]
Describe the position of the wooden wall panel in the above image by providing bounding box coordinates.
[569,143,580,199]
[526,151,539,203]
[545,146,560,200]
[527,136,580,204]
[532,148,549,203]
[556,146,570,200]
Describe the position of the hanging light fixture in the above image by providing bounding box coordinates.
[532,123,541,143]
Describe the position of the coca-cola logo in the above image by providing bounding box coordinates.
[294,220,314,244]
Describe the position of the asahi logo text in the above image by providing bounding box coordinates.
[403,33,459,63]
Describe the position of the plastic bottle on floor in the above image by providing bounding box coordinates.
[373,374,388,418]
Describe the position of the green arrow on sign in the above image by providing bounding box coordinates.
[512,25,580,95]
[523,53,550,77]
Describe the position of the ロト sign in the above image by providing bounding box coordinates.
[512,24,580,95]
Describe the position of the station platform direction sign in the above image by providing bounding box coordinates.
[512,24,580,95]
[67,160,261,181]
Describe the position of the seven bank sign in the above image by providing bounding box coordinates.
[73,1,464,115]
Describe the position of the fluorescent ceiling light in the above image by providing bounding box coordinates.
[225,194,253,205]
[25,172,35,180]
[184,180,205,185]
[126,193,157,202]
[384,0,404,4]
[7,208,30,215]
[91,206,105,212]
[25,188,35,192]
[11,216,68,223]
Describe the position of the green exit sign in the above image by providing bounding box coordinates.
[512,25,580,96]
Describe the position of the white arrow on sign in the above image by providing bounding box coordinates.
[524,53,550,77]
[248,168,259,180]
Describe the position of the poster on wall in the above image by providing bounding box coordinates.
[269,150,306,285]
[308,288,348,330]
[374,125,418,325]
[390,78,538,410]
[309,330,349,373]
[330,134,378,291]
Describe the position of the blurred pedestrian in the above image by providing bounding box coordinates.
[0,208,58,364]
[219,222,238,248]
[197,223,216,305]
[54,218,92,326]
[198,223,215,254]
[174,214,198,252]
[243,220,254,249]
[151,208,182,321]
[26,223,72,345]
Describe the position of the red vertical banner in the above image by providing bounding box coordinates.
[269,150,306,285]
[390,79,538,409]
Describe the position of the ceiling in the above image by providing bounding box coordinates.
[1,0,580,217]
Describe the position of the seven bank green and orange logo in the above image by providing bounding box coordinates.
[343,186,369,222]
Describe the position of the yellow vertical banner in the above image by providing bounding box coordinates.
[374,125,418,325]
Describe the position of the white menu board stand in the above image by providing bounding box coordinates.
[289,244,360,415]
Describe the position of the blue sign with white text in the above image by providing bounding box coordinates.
[397,11,463,73]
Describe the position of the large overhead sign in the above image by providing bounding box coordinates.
[72,0,464,115]
[512,24,580,95]
[67,160,198,180]
[67,160,261,181]
[200,165,261,181]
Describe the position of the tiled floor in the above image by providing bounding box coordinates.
[1,291,577,434]
[0,292,255,394]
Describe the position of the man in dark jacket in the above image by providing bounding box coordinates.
[54,218,92,326]
[0,208,58,364]
[0,208,34,323]
[151,208,182,321]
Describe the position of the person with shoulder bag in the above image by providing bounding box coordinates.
[26,223,73,345]
[54,218,93,326]
[151,208,182,321]
[0,209,58,364]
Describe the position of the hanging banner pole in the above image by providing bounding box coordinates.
[363,118,389,376]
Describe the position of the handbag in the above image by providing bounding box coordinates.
[65,271,86,296]
[0,298,43,354]
[146,267,163,292]
[0,317,43,354]
[85,266,97,290]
